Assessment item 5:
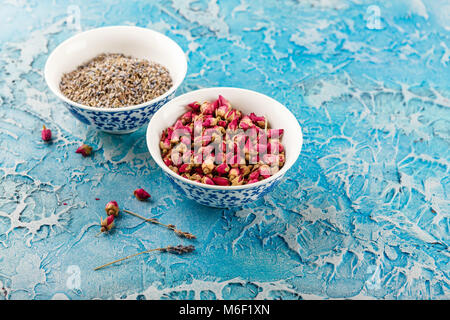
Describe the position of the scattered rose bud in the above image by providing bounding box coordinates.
[100,215,115,233]
[134,188,151,201]
[105,201,119,217]
[76,144,93,157]
[41,125,52,142]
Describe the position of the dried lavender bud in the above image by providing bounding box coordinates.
[60,53,173,108]
[163,245,195,254]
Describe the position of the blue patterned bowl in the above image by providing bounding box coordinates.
[44,26,187,134]
[146,87,303,208]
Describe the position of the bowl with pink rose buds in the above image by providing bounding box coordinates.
[146,87,303,207]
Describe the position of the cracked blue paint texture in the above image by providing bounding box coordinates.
[0,0,449,300]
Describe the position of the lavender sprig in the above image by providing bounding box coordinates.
[94,245,195,271]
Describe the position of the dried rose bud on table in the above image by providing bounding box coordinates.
[100,215,115,233]
[105,201,120,217]
[76,144,93,157]
[134,188,151,201]
[158,95,286,186]
[41,125,52,142]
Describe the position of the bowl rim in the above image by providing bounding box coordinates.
[44,25,187,113]
[146,87,303,191]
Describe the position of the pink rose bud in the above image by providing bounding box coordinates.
[180,111,193,124]
[182,150,193,163]
[194,166,204,174]
[279,153,286,166]
[170,152,183,166]
[216,163,230,175]
[257,143,268,155]
[229,167,240,180]
[180,135,191,146]
[203,116,218,127]
[212,176,230,186]
[41,125,52,142]
[193,119,203,136]
[75,144,93,157]
[166,127,174,140]
[201,158,215,174]
[247,178,259,184]
[268,140,284,153]
[227,118,238,131]
[179,163,192,173]
[201,176,215,185]
[224,109,237,122]
[259,165,272,179]
[200,102,215,115]
[239,115,253,130]
[215,105,230,118]
[218,95,231,107]
[174,119,184,130]
[160,137,171,151]
[100,214,115,232]
[193,153,203,165]
[190,173,202,181]
[188,102,201,111]
[263,154,278,165]
[267,129,284,139]
[217,120,227,127]
[105,201,119,217]
[249,170,260,180]
[163,155,172,167]
[134,188,151,201]
[215,152,225,164]
[249,113,266,127]
[230,174,244,186]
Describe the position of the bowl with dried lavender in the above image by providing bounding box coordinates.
[44,26,187,134]
[146,87,303,208]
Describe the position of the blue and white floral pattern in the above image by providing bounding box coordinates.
[164,172,283,207]
[63,92,175,133]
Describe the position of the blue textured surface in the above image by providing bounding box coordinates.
[0,0,449,300]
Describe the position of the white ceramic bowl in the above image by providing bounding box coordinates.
[146,87,303,207]
[44,26,187,134]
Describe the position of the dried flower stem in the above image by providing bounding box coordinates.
[94,245,195,271]
[122,209,196,239]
